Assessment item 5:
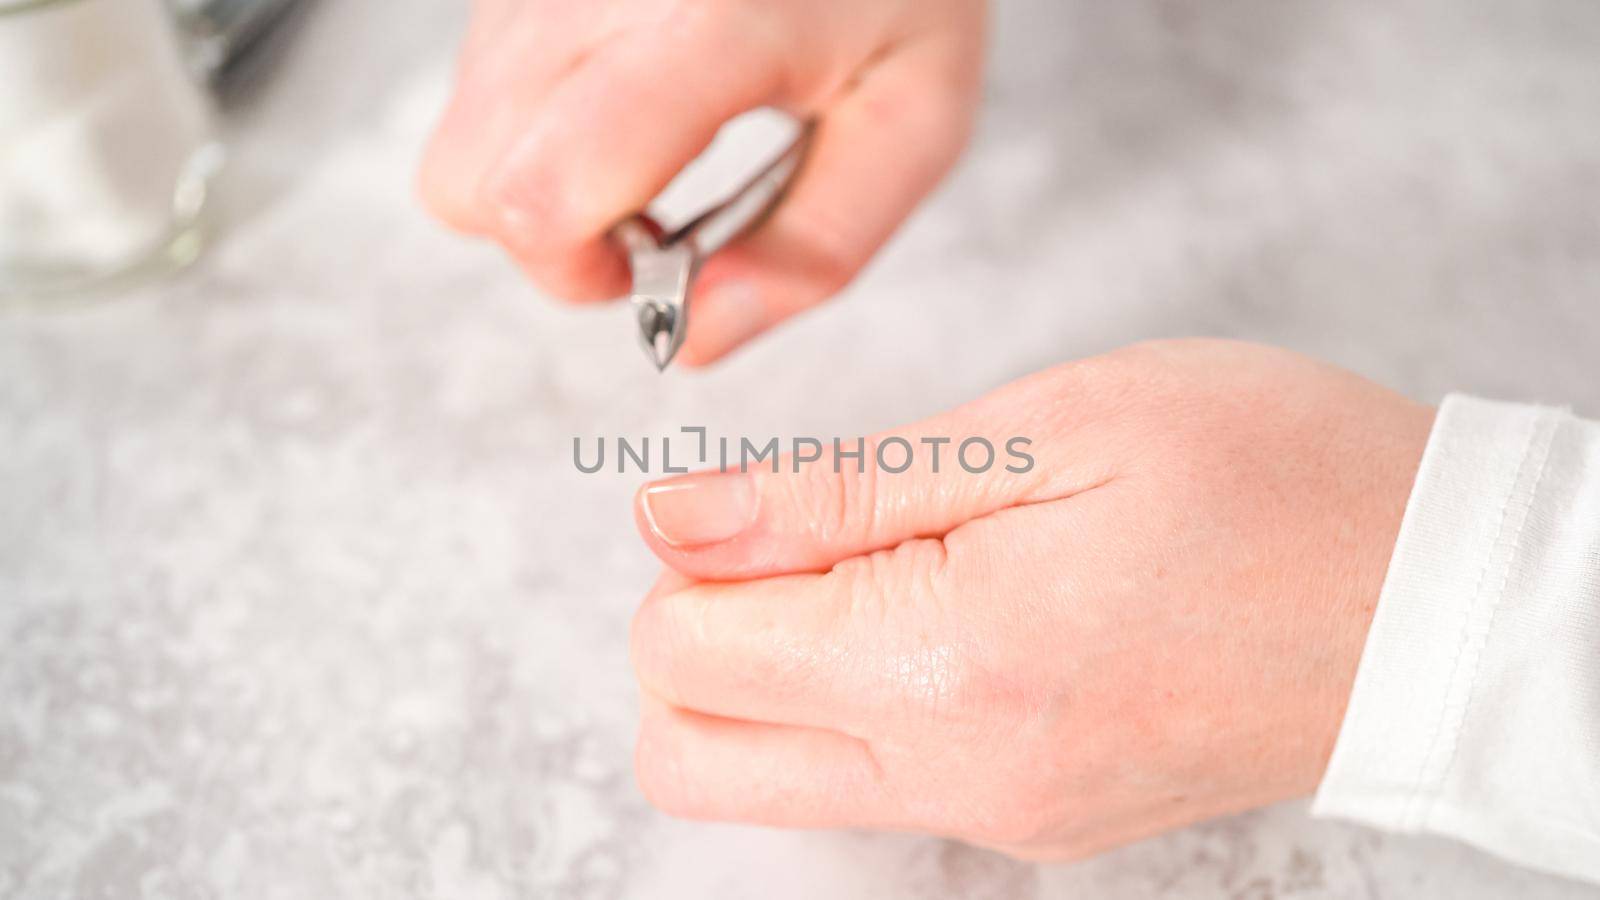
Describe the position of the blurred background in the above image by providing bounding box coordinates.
[1,0,1598,897]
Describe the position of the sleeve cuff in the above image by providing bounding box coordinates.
[1312,393,1600,884]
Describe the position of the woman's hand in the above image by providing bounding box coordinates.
[419,0,986,364]
[627,339,1435,859]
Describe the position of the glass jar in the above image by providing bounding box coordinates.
[0,0,223,300]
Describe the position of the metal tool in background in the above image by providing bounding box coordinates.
[613,122,814,371]
[170,0,307,92]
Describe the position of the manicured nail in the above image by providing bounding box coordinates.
[640,473,758,548]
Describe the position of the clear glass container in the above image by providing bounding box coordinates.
[0,0,223,301]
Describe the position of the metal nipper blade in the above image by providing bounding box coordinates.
[612,123,813,371]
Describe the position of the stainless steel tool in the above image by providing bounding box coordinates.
[613,123,813,370]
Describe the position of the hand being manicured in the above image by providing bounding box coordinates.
[628,339,1433,858]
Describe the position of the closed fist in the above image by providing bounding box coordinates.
[628,339,1434,858]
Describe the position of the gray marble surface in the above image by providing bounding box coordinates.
[3,0,1600,897]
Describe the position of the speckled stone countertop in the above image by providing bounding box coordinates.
[3,0,1599,897]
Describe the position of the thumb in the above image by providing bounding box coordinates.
[632,369,1115,581]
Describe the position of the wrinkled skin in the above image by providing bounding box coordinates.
[628,339,1434,859]
[419,0,986,364]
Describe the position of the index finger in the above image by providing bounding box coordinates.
[481,8,785,302]
[630,538,959,735]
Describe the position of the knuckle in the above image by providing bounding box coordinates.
[678,0,782,70]
[785,456,878,548]
[829,545,902,627]
[628,602,671,700]
[634,728,696,817]
[832,539,973,714]
[678,0,744,45]
[854,57,975,174]
[971,790,1060,848]
[937,645,1030,730]
[628,594,701,707]
[890,538,951,609]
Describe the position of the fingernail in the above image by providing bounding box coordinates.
[488,135,559,231]
[640,473,759,548]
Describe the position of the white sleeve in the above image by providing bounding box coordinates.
[1312,394,1600,884]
